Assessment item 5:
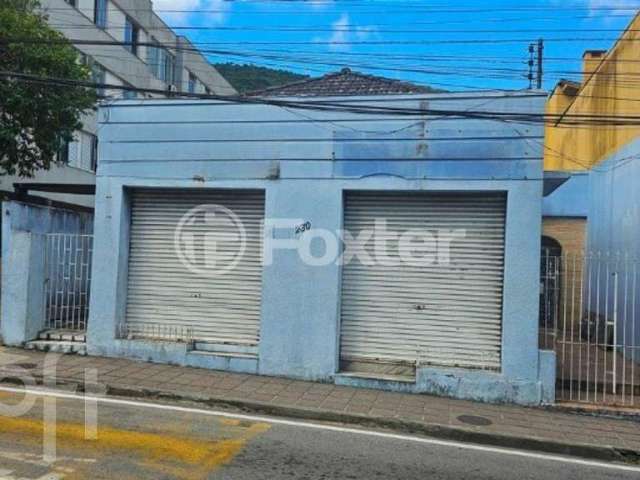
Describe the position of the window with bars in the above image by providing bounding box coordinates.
[66,132,98,171]
[124,17,139,56]
[162,50,176,85]
[146,39,175,86]
[90,135,99,172]
[147,38,161,76]
[57,140,70,165]
[90,61,106,97]
[188,73,197,94]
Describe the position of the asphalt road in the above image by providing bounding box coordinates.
[0,387,637,480]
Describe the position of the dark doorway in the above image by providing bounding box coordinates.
[540,236,562,331]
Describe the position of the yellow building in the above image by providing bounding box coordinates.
[543,12,640,258]
[545,13,640,172]
[541,12,640,336]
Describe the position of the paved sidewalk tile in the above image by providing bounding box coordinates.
[1,346,639,456]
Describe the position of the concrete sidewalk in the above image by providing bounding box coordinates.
[0,347,639,464]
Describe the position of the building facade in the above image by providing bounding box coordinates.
[544,13,640,362]
[0,0,235,208]
[59,91,557,405]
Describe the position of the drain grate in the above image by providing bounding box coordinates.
[456,415,493,426]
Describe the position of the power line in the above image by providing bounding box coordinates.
[11,35,624,67]
[44,39,640,87]
[6,70,640,126]
[12,35,640,93]
[44,23,640,34]
[41,4,640,14]
[45,9,639,27]
[10,39,640,101]
[7,36,639,46]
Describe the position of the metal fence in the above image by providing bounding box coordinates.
[43,233,94,332]
[540,251,640,407]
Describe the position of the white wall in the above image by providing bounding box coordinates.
[104,71,125,98]
[106,1,127,43]
[71,0,95,22]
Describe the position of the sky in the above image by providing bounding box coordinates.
[150,0,639,92]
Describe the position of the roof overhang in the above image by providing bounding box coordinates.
[543,171,571,197]
[13,183,96,196]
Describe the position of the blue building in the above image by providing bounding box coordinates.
[588,140,640,363]
[82,91,553,405]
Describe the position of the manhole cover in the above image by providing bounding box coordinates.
[12,363,37,370]
[456,415,493,426]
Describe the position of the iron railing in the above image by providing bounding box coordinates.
[117,323,194,344]
[43,233,93,332]
[540,251,640,407]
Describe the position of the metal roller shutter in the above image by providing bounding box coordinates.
[125,189,265,348]
[340,192,506,371]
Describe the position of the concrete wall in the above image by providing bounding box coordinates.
[88,93,554,405]
[1,202,93,345]
[41,0,235,95]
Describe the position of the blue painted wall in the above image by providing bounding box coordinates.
[88,92,554,404]
[1,201,93,344]
[542,172,589,218]
[587,139,640,362]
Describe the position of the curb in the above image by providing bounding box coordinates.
[1,373,639,465]
[549,403,640,421]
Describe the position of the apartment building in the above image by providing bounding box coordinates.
[0,0,236,208]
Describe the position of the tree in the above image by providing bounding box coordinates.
[214,63,309,94]
[0,0,97,177]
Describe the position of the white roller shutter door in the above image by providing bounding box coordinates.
[126,189,264,348]
[340,192,506,371]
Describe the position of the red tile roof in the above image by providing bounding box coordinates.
[247,68,442,97]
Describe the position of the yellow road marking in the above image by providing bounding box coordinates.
[0,415,270,480]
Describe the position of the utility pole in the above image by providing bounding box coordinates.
[527,43,535,90]
[536,38,544,90]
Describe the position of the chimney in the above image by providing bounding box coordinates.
[582,50,606,81]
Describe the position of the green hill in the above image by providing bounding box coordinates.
[214,63,309,94]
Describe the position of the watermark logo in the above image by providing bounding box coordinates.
[174,205,466,273]
[174,204,247,277]
[0,352,102,464]
[262,218,465,267]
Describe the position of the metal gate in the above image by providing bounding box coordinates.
[540,252,640,408]
[124,189,265,350]
[43,233,94,331]
[340,192,506,374]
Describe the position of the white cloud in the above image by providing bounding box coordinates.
[152,0,230,24]
[588,0,638,15]
[327,13,350,49]
[308,0,335,9]
[321,13,377,51]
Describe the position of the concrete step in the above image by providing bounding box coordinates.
[25,341,87,356]
[38,330,86,343]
